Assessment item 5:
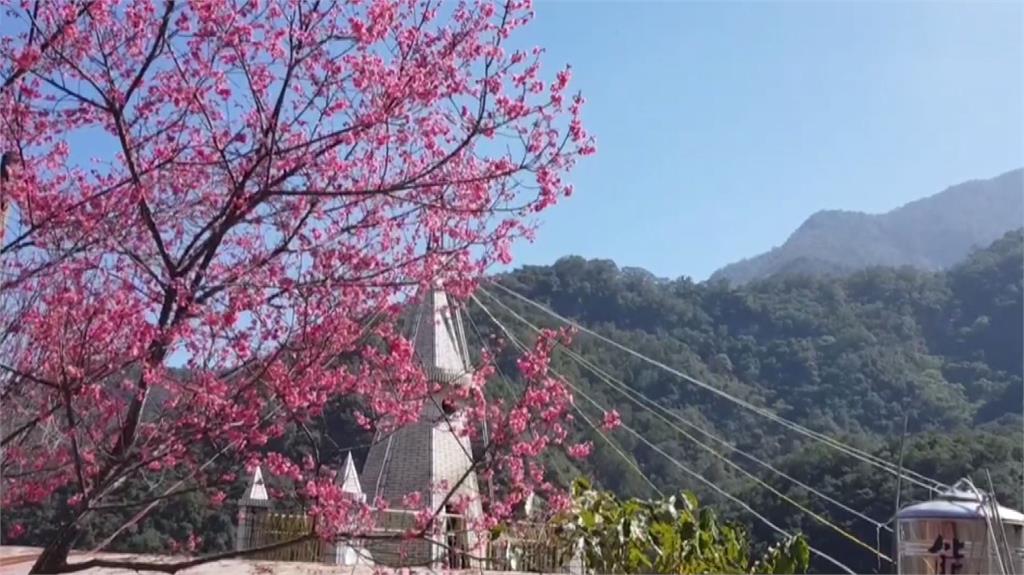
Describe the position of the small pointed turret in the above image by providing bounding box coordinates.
[242,466,270,507]
[236,466,270,552]
[339,453,364,501]
[329,453,374,566]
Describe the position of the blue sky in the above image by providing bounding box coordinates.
[503,1,1023,280]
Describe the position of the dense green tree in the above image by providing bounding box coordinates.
[475,229,1023,572]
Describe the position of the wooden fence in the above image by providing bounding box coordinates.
[248,512,325,563]
[243,510,574,571]
[488,522,575,572]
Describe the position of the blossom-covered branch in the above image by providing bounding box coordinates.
[0,0,593,572]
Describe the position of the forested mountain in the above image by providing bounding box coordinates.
[711,169,1023,285]
[475,229,1023,572]
[6,232,1022,574]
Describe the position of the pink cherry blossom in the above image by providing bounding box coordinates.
[566,442,594,460]
[602,409,622,431]
[0,0,593,570]
[7,523,27,540]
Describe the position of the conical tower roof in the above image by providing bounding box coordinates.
[339,452,364,500]
[360,282,482,515]
[409,285,472,384]
[241,466,270,507]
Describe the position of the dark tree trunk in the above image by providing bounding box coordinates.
[29,525,78,574]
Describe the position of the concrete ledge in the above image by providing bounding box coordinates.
[0,547,563,575]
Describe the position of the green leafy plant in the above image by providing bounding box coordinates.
[552,478,810,574]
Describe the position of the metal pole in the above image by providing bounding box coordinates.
[966,477,1009,575]
[987,469,1016,575]
[890,413,909,573]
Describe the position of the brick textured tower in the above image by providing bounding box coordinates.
[360,285,484,567]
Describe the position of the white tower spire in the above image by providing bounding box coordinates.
[360,283,484,567]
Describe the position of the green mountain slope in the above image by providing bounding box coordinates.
[478,230,1023,572]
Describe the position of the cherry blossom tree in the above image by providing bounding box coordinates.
[0,0,593,572]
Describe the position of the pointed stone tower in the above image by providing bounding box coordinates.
[329,453,374,566]
[236,466,271,552]
[360,285,484,567]
[339,453,364,502]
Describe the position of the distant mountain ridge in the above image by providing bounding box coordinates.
[710,168,1024,285]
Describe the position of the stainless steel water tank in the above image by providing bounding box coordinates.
[896,480,1024,574]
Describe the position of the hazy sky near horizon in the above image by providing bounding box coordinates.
[501,1,1023,280]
